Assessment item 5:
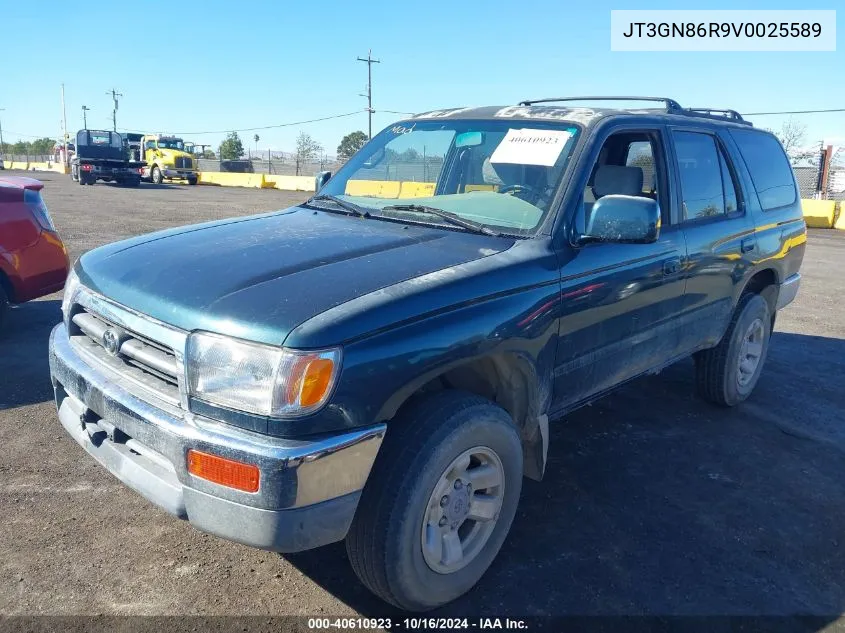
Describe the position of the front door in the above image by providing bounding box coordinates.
[552,125,688,414]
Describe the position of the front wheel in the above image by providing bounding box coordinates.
[694,293,771,406]
[151,166,163,184]
[346,391,523,611]
[187,176,198,186]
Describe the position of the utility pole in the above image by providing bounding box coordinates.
[106,88,123,132]
[82,105,90,128]
[0,108,5,161]
[61,84,68,167]
[357,49,380,140]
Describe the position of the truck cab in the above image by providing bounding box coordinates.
[140,135,198,185]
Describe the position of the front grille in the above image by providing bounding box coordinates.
[69,307,181,405]
[175,157,192,169]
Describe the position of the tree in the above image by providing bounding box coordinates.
[336,131,368,159]
[218,131,244,160]
[773,117,807,157]
[294,132,322,175]
[201,149,216,159]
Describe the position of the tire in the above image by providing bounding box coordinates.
[346,390,523,611]
[694,293,771,407]
[151,166,163,184]
[128,177,140,187]
[187,176,198,186]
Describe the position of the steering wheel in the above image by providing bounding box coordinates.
[498,183,542,203]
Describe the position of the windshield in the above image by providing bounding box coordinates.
[319,119,580,234]
[157,138,184,150]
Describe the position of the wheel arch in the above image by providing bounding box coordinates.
[739,267,779,323]
[379,351,550,482]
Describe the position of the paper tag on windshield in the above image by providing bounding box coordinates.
[489,128,572,166]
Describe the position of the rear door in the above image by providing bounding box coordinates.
[669,127,757,351]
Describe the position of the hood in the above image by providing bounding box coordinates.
[78,207,512,346]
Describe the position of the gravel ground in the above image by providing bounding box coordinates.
[1,172,844,625]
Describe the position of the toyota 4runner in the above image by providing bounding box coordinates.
[50,96,805,611]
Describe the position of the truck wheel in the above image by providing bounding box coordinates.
[346,391,523,611]
[78,175,87,186]
[694,293,771,407]
[151,166,163,184]
[187,176,198,186]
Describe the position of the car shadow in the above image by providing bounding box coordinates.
[0,298,62,409]
[283,331,845,624]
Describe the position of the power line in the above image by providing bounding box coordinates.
[116,110,365,136]
[743,108,845,116]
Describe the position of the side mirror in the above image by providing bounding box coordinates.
[581,195,660,244]
[315,171,332,192]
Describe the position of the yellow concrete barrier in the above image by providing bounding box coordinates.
[198,172,266,188]
[398,182,436,198]
[801,199,836,228]
[28,162,50,171]
[264,174,315,191]
[10,161,29,170]
[346,179,402,198]
[834,202,845,230]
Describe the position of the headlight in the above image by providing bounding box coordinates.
[61,268,80,320]
[186,332,341,418]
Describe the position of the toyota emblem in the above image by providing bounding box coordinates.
[102,328,121,356]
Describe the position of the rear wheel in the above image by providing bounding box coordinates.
[187,176,198,186]
[346,391,523,611]
[695,293,771,406]
[151,166,163,184]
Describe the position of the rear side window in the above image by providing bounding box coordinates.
[730,130,797,210]
[673,131,737,221]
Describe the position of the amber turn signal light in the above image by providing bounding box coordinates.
[187,449,260,493]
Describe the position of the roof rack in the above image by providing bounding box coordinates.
[518,96,684,112]
[516,96,753,126]
[683,108,751,125]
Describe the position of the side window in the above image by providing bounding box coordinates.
[583,130,665,211]
[625,141,656,194]
[673,131,739,221]
[145,140,156,150]
[729,129,797,210]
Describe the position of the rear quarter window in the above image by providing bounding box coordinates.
[729,129,797,210]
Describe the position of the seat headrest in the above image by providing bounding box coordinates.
[593,165,644,198]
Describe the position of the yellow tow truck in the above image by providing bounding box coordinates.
[140,135,198,185]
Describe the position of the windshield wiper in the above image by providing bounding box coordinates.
[307,194,371,218]
[381,204,502,237]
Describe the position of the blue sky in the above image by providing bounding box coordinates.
[0,0,841,154]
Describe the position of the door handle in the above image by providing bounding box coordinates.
[741,238,755,253]
[663,257,681,276]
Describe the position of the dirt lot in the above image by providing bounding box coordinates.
[1,172,844,623]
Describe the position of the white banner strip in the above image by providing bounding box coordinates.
[611,10,836,52]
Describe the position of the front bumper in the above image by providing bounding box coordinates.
[162,168,196,179]
[49,323,385,552]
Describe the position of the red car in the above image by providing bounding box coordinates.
[0,176,69,329]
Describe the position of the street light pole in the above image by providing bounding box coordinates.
[82,105,90,128]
